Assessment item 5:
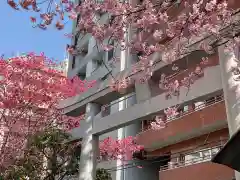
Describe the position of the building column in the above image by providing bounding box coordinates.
[79,103,100,180]
[86,37,98,77]
[135,82,152,103]
[218,45,240,180]
[79,44,100,180]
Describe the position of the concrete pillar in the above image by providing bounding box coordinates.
[218,45,240,180]
[135,82,152,103]
[86,37,98,77]
[118,7,142,179]
[79,46,101,180]
[129,49,152,103]
[79,103,100,180]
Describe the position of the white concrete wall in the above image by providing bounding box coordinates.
[218,45,240,180]
[97,40,139,180]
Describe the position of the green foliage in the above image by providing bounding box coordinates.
[96,168,112,180]
[1,128,112,180]
[1,128,81,180]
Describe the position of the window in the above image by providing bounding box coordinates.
[194,101,205,110]
[184,147,221,165]
[202,149,211,161]
[185,152,202,164]
[107,42,114,61]
[179,154,185,164]
[77,72,86,80]
[136,51,143,62]
[205,97,215,105]
[216,94,223,101]
[183,105,189,112]
[177,107,184,115]
[72,57,75,69]
[211,147,221,155]
[101,104,110,117]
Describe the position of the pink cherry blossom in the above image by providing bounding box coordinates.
[99,136,143,161]
[0,53,96,169]
[150,115,166,130]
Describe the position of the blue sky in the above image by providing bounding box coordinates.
[0,1,72,61]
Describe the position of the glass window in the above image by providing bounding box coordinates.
[183,105,189,112]
[194,101,205,110]
[211,147,220,155]
[202,149,211,161]
[185,152,201,164]
[108,48,114,61]
[179,154,185,164]
[108,41,114,61]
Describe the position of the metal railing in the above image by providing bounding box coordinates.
[159,145,223,171]
[142,94,224,131]
[166,94,224,122]
[100,93,137,118]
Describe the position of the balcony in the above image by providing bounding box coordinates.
[159,146,234,180]
[136,95,227,150]
[68,46,100,79]
[98,93,137,118]
[92,65,223,135]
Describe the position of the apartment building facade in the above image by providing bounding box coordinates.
[60,0,240,180]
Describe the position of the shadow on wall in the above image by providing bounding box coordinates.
[123,154,171,180]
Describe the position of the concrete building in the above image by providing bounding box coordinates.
[60,1,240,180]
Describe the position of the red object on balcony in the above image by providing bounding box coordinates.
[159,162,234,180]
[137,100,227,149]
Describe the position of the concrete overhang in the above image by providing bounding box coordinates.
[69,120,91,141]
[68,46,100,79]
[59,78,134,116]
[86,61,113,81]
[77,33,91,50]
[148,119,227,151]
[92,65,223,135]
[59,54,166,115]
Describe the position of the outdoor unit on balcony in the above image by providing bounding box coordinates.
[132,150,147,160]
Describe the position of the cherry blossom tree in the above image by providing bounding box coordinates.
[99,136,144,162]
[0,53,95,171]
[1,128,111,180]
[6,0,240,153]
[7,0,240,100]
[1,128,82,180]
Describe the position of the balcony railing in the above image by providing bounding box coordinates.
[160,145,223,171]
[167,94,224,121]
[99,93,137,118]
[142,94,224,131]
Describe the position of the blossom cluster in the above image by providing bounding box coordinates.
[99,136,144,161]
[7,0,240,95]
[0,53,95,169]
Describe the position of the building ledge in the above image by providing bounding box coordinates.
[159,161,234,180]
[137,98,227,150]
